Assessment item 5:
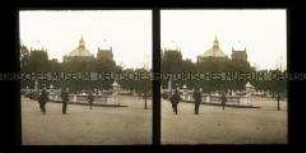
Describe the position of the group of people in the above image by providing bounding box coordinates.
[36,88,96,115]
[169,88,227,115]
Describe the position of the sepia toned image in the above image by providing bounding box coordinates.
[19,10,152,145]
[161,9,287,144]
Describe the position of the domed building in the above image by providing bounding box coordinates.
[63,37,94,62]
[197,36,229,63]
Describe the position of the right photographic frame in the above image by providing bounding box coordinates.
[160,9,287,144]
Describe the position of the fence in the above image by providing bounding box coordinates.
[181,93,253,107]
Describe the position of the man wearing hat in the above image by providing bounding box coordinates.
[38,85,49,114]
[61,87,69,114]
[193,88,202,115]
[170,89,181,115]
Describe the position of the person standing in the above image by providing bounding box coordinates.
[38,88,49,114]
[221,92,227,110]
[170,89,181,115]
[193,88,202,115]
[88,90,94,109]
[277,93,281,111]
[61,88,69,114]
[143,90,148,110]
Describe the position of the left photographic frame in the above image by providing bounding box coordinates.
[19,10,152,145]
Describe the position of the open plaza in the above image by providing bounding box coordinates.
[161,96,287,144]
[21,95,152,145]
[22,94,286,145]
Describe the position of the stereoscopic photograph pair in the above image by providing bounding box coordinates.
[19,9,287,145]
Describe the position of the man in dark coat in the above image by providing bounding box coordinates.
[221,92,227,110]
[38,89,49,114]
[277,93,281,111]
[193,88,202,115]
[143,90,148,110]
[61,88,69,114]
[87,90,94,109]
[170,89,181,115]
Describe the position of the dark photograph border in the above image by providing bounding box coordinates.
[1,0,305,152]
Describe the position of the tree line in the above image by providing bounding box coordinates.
[20,46,151,95]
[20,45,286,97]
[161,49,287,97]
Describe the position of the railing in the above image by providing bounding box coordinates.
[48,93,109,103]
[180,93,253,107]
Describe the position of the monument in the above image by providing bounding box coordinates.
[34,80,38,92]
[112,80,120,104]
[242,81,254,107]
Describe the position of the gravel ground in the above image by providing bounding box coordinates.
[21,96,152,145]
[22,96,287,145]
[161,97,287,144]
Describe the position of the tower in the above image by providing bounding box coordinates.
[213,35,219,49]
[79,36,85,48]
[231,47,247,62]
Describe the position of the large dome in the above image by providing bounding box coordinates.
[69,47,92,57]
[68,37,93,57]
[203,47,227,57]
[202,36,227,57]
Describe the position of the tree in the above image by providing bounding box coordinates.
[21,49,49,89]
[61,58,96,92]
[161,49,183,89]
[27,49,49,72]
[20,45,30,72]
[161,49,183,73]
[135,68,151,109]
[95,54,117,90]
[181,58,196,89]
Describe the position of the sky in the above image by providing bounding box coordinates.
[19,10,152,69]
[161,9,287,70]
